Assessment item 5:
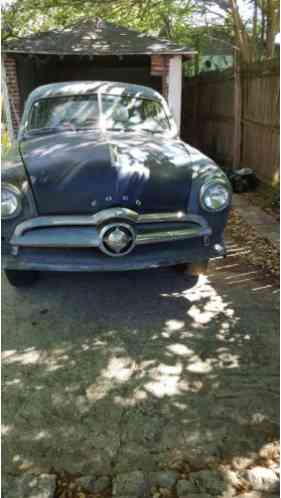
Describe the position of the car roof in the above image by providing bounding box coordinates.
[27,81,163,102]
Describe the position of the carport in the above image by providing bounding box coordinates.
[2,17,195,138]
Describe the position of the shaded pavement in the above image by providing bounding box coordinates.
[2,237,280,496]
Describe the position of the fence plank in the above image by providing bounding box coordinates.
[182,59,280,184]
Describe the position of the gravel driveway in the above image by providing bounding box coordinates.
[2,236,280,497]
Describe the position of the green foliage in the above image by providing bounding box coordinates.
[2,0,199,41]
[2,0,278,62]
[2,0,87,39]
[1,126,12,160]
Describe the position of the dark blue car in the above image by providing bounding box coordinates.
[2,81,231,287]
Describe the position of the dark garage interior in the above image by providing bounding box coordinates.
[16,54,162,110]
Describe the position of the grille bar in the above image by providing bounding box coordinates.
[12,209,207,238]
[11,225,211,248]
[10,209,211,249]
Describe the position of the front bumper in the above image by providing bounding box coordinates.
[3,209,225,272]
[3,239,225,272]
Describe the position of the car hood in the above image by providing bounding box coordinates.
[19,131,214,215]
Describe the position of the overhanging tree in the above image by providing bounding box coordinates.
[2,0,279,61]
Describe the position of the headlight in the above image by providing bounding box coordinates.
[1,184,22,219]
[200,181,231,212]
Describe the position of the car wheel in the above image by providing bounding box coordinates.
[174,263,189,273]
[174,261,208,276]
[4,270,39,287]
[187,261,209,276]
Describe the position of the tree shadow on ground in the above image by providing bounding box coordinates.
[2,243,280,495]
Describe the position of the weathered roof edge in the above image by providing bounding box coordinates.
[3,16,196,56]
[3,48,196,56]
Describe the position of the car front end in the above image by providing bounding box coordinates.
[2,81,231,286]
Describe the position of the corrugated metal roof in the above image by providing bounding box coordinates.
[3,17,195,56]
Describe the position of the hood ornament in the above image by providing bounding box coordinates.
[99,223,136,257]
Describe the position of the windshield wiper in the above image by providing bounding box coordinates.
[25,127,70,137]
[74,127,99,131]
[105,127,164,134]
[140,129,164,134]
[105,128,132,132]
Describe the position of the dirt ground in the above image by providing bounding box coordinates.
[2,234,280,497]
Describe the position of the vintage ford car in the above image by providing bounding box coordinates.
[2,81,231,287]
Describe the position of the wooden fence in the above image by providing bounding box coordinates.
[181,59,280,185]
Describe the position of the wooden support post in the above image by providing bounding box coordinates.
[194,34,200,76]
[1,62,15,146]
[233,47,242,169]
[167,56,183,133]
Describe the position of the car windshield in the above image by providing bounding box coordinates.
[27,93,171,134]
[28,95,100,132]
[101,95,170,133]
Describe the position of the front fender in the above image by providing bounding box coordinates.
[2,145,37,252]
[185,149,232,237]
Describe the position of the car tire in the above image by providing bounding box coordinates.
[174,263,189,273]
[4,270,39,287]
[187,261,209,276]
[174,261,209,276]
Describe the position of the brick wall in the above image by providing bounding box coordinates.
[150,55,170,99]
[3,54,22,132]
